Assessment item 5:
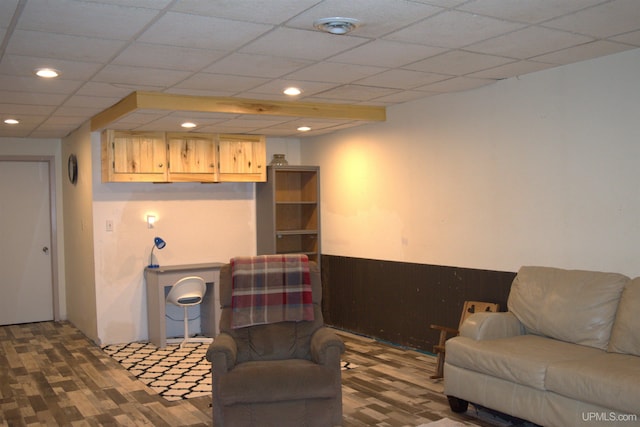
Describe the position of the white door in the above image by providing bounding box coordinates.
[0,160,54,325]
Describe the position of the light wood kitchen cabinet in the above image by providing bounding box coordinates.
[216,134,266,182]
[102,130,267,183]
[101,130,167,182]
[256,166,320,268]
[166,133,217,182]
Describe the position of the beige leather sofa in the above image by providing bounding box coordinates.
[444,266,640,427]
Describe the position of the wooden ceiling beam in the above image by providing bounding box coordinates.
[91,91,386,132]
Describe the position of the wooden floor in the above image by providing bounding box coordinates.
[0,321,512,427]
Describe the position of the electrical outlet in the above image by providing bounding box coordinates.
[106,220,114,232]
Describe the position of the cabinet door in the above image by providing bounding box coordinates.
[101,130,167,182]
[216,134,266,182]
[166,133,217,182]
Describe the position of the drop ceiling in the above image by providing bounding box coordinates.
[1,0,639,138]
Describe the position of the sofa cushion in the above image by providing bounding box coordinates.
[446,335,603,390]
[609,277,640,356]
[219,359,337,406]
[546,352,640,415]
[508,266,628,350]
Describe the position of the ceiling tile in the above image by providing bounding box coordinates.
[0,75,83,95]
[285,62,387,84]
[171,0,321,25]
[611,30,640,46]
[328,40,446,68]
[0,1,20,27]
[410,0,468,6]
[6,30,126,62]
[457,0,608,24]
[467,27,593,59]
[0,90,67,105]
[312,84,398,101]
[405,50,514,75]
[544,0,640,38]
[239,28,369,60]
[75,82,136,98]
[93,64,192,87]
[137,12,272,50]
[355,69,450,89]
[467,60,555,79]
[62,95,121,109]
[0,54,103,80]
[418,77,496,93]
[87,0,172,8]
[113,42,228,72]
[172,73,269,93]
[286,0,444,38]
[242,80,339,98]
[533,40,635,65]
[18,0,161,40]
[368,89,438,104]
[385,10,525,48]
[203,53,313,78]
[0,103,55,116]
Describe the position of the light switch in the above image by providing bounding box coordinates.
[106,220,114,232]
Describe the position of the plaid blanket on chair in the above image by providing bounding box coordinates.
[230,254,314,329]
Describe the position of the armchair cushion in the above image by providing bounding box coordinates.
[608,277,640,356]
[446,334,602,390]
[207,332,237,371]
[507,266,628,350]
[219,359,338,406]
[459,312,525,341]
[310,327,345,364]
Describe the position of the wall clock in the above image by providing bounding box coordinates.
[68,154,78,184]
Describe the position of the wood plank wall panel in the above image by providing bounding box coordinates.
[321,255,516,352]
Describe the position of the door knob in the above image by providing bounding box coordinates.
[42,246,49,254]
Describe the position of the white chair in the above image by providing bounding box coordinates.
[166,276,212,347]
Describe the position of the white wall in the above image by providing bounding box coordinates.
[62,124,98,341]
[302,49,640,278]
[90,132,301,345]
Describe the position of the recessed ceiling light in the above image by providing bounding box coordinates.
[34,68,60,78]
[181,122,197,128]
[283,87,302,96]
[297,126,311,132]
[4,119,20,125]
[313,17,361,35]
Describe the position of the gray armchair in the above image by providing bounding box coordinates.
[206,260,345,427]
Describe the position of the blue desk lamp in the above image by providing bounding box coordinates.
[148,237,166,268]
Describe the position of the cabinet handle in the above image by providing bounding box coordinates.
[158,163,164,168]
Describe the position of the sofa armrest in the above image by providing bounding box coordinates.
[206,332,237,373]
[310,327,345,366]
[459,312,525,341]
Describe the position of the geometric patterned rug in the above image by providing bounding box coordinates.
[102,341,358,402]
[102,342,212,401]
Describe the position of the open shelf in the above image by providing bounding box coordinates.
[256,166,321,268]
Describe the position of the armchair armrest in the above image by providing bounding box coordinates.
[206,332,238,373]
[459,312,525,341]
[310,327,345,366]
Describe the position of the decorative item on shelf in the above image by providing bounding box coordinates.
[269,154,288,166]
[148,237,166,268]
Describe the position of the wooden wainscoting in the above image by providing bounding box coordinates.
[320,255,516,352]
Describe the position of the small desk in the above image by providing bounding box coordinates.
[145,262,224,348]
